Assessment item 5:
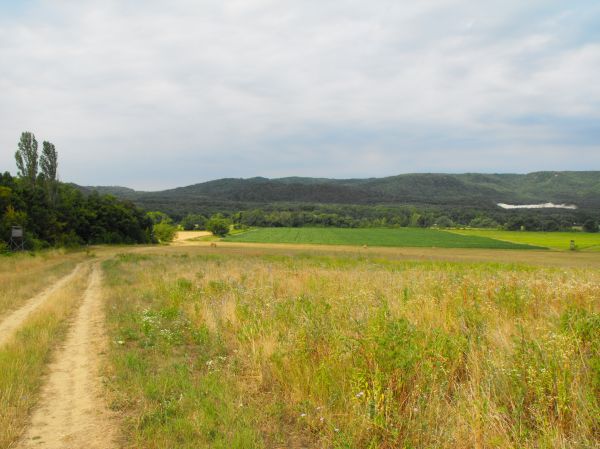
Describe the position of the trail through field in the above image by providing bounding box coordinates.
[0,263,86,347]
[16,264,117,449]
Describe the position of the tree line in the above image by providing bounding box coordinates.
[1,132,153,250]
[174,205,599,233]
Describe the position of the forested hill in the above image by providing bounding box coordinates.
[82,172,600,216]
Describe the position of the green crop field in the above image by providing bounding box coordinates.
[450,229,600,251]
[225,227,543,249]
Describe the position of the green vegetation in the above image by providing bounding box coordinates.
[451,229,600,251]
[180,213,207,231]
[1,132,153,249]
[147,211,177,243]
[102,250,600,448]
[224,227,542,249]
[84,173,600,232]
[206,215,231,237]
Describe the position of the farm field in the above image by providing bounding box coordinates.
[1,244,598,449]
[224,227,543,249]
[450,229,600,251]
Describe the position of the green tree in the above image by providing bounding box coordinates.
[583,219,599,233]
[435,216,454,228]
[147,211,172,225]
[469,216,499,229]
[40,141,59,205]
[180,213,207,230]
[15,132,38,187]
[206,215,231,237]
[153,222,177,243]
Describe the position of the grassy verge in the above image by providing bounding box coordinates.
[450,229,600,251]
[224,227,543,249]
[0,249,90,319]
[103,250,598,448]
[0,265,90,448]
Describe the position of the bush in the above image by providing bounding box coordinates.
[206,216,231,237]
[153,222,177,243]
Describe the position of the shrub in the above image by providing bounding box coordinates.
[153,222,177,243]
[206,215,231,237]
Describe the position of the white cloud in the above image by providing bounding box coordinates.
[0,0,599,189]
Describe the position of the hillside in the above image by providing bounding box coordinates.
[81,171,600,216]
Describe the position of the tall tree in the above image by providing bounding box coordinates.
[40,141,58,181]
[14,132,38,187]
[40,141,59,204]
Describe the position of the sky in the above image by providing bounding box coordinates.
[1,0,599,190]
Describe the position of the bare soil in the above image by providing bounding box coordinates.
[173,230,212,243]
[16,265,117,449]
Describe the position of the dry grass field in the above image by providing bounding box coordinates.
[0,244,598,449]
[102,246,599,449]
[0,249,89,320]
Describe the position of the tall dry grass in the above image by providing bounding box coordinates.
[0,249,89,319]
[103,251,599,449]
[0,264,90,448]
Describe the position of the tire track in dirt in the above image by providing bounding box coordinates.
[16,264,117,449]
[0,263,86,347]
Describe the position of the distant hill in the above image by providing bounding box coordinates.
[79,171,600,216]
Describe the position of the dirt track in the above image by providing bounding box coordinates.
[16,265,117,449]
[0,264,86,347]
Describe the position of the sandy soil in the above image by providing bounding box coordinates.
[0,263,86,347]
[16,265,117,449]
[173,230,212,242]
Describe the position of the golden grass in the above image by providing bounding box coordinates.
[0,264,90,448]
[103,249,600,448]
[160,240,600,268]
[0,249,89,319]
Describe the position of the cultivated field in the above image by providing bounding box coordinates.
[451,229,600,251]
[0,244,598,449]
[225,227,541,249]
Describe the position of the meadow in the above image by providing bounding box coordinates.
[450,229,600,251]
[224,227,541,250]
[101,247,599,449]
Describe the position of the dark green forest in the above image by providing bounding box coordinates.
[1,132,153,250]
[84,173,600,232]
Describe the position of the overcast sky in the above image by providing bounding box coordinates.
[1,0,599,190]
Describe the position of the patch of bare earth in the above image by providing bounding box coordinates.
[173,230,212,243]
[16,265,117,449]
[0,264,86,347]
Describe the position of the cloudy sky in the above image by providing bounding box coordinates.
[1,0,599,190]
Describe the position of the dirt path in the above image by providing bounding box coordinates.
[0,263,86,347]
[16,264,118,449]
